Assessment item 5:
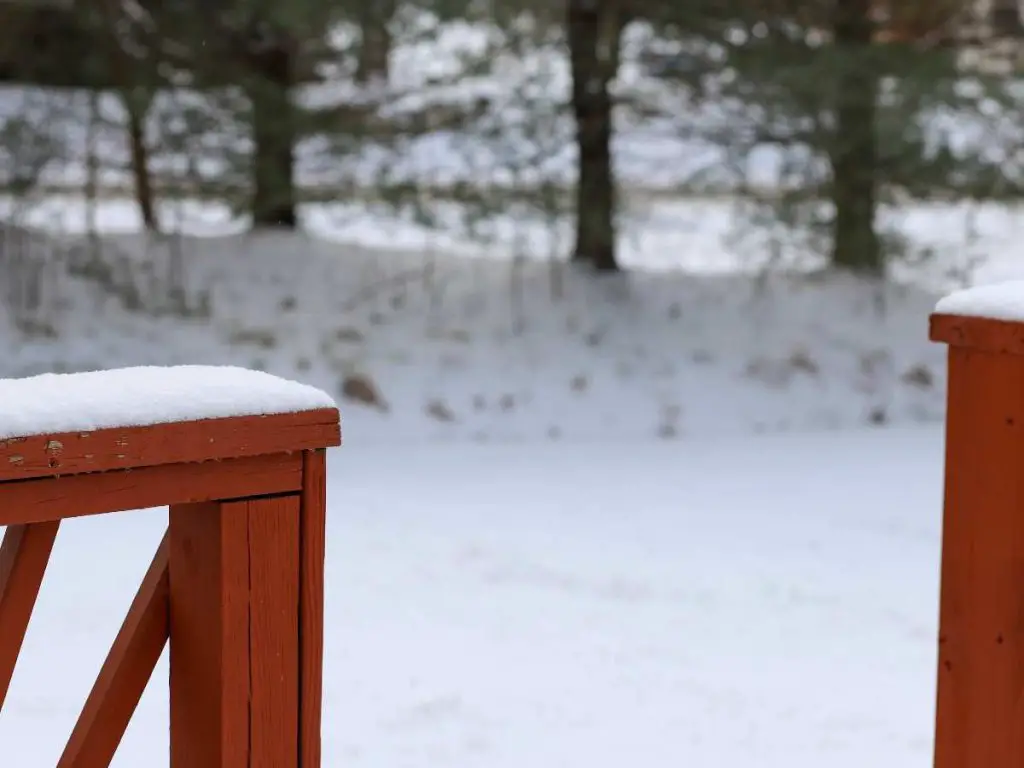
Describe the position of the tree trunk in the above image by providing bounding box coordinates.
[355,0,394,85]
[125,91,158,232]
[249,43,296,229]
[567,0,622,273]
[829,0,882,274]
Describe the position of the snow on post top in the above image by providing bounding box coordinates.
[935,281,1024,322]
[0,365,337,440]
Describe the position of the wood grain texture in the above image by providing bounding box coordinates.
[0,453,303,526]
[249,495,301,768]
[0,407,340,482]
[58,535,170,768]
[934,347,1024,767]
[0,520,59,710]
[931,313,1024,355]
[169,501,250,768]
[299,450,327,768]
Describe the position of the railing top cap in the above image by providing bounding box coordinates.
[0,365,337,441]
[935,281,1024,323]
[931,282,1024,354]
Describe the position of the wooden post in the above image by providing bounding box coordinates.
[299,449,327,768]
[930,311,1024,767]
[169,488,311,768]
[169,500,252,768]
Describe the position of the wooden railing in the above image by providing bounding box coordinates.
[931,298,1024,767]
[0,383,341,767]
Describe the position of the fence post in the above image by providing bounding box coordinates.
[930,297,1024,767]
[169,480,322,768]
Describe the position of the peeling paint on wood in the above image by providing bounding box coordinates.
[0,409,340,482]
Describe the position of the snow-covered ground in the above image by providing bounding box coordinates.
[0,429,943,767]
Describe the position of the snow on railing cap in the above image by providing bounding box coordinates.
[0,365,337,440]
[934,281,1024,322]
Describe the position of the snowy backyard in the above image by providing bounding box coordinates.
[7,157,1024,764]
[0,190,1008,766]
[7,1,1024,762]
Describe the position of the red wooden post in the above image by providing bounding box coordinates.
[930,306,1024,767]
[299,450,327,768]
[167,458,328,768]
[168,501,252,768]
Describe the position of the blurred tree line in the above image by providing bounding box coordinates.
[0,0,1023,277]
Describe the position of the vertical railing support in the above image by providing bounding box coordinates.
[931,294,1024,767]
[299,449,327,768]
[168,449,326,768]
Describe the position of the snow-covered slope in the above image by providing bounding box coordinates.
[7,194,1022,443]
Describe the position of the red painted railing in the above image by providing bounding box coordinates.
[0,406,341,767]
